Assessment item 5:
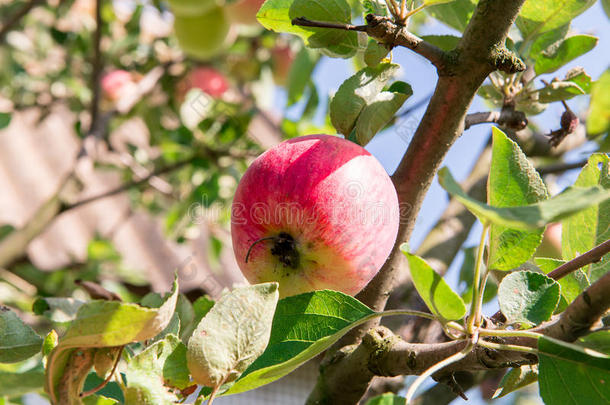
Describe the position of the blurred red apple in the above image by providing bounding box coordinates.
[231,135,399,297]
[536,222,562,259]
[226,0,265,26]
[177,67,229,101]
[271,44,295,86]
[101,70,135,101]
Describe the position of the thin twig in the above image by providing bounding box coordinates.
[536,159,587,175]
[62,157,196,211]
[491,239,610,324]
[465,109,527,130]
[291,17,367,32]
[80,346,124,397]
[547,239,610,280]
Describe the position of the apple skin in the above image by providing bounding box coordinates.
[173,8,232,60]
[101,70,134,101]
[226,0,265,26]
[231,135,399,298]
[177,67,229,101]
[167,0,216,17]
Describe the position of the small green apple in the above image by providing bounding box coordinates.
[167,0,217,17]
[173,7,233,60]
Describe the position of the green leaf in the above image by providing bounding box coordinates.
[562,154,610,282]
[493,364,538,398]
[330,63,400,139]
[187,283,279,388]
[438,167,610,230]
[534,35,597,75]
[535,257,590,307]
[587,69,610,135]
[0,307,43,363]
[529,24,570,58]
[363,38,389,67]
[0,224,14,242]
[538,80,586,103]
[363,0,389,17]
[538,335,610,404]
[0,367,45,397]
[517,0,596,38]
[43,330,59,357]
[0,112,11,130]
[425,0,476,32]
[220,290,375,396]
[564,67,592,94]
[45,277,179,403]
[124,335,190,404]
[420,35,460,51]
[257,0,359,58]
[354,82,412,145]
[365,392,406,404]
[578,330,610,355]
[402,248,466,321]
[498,271,560,325]
[488,127,549,271]
[33,297,85,323]
[287,47,320,105]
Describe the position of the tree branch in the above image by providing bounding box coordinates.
[465,109,527,130]
[309,271,610,404]
[0,0,45,44]
[292,15,448,71]
[491,239,610,324]
[547,239,610,280]
[307,1,527,402]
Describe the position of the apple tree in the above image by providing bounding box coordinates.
[0,0,609,404]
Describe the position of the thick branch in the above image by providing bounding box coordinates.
[309,271,610,405]
[307,1,527,401]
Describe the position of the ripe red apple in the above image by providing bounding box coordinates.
[226,0,265,26]
[176,67,229,102]
[231,135,399,297]
[101,70,135,101]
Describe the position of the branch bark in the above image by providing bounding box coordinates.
[308,271,610,405]
[307,1,527,402]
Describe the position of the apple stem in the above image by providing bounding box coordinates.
[245,236,278,263]
[244,232,300,269]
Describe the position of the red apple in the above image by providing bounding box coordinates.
[101,70,134,101]
[231,135,399,297]
[226,0,265,26]
[536,222,562,259]
[177,67,229,101]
